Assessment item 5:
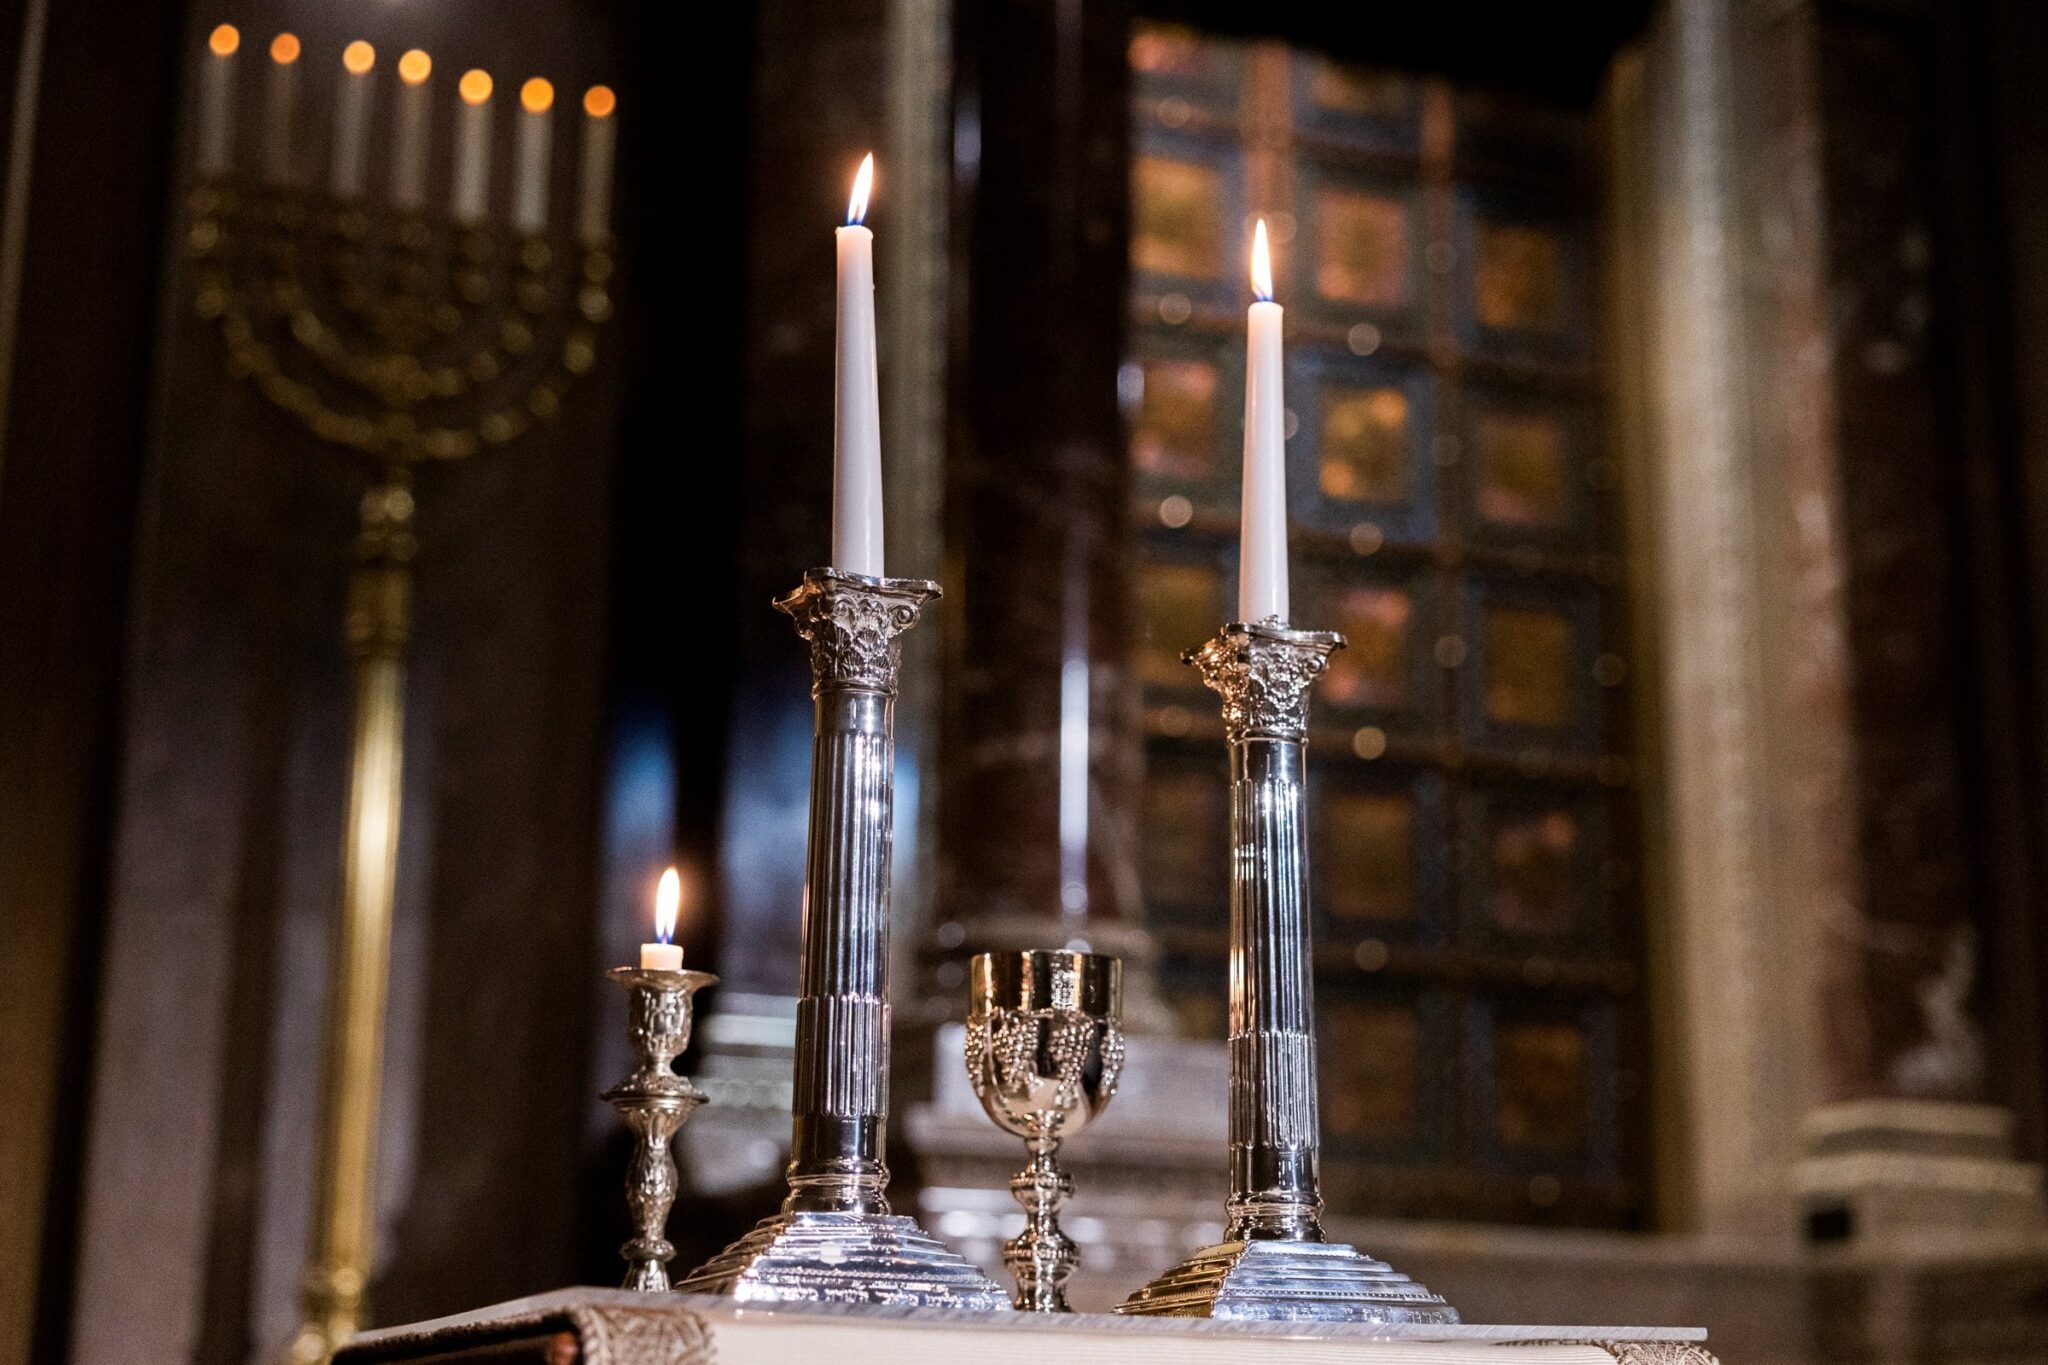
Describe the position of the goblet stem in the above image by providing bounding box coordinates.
[1004,1136,1078,1312]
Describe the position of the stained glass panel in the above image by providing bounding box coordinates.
[1138,561,1219,686]
[1130,23,1218,80]
[1316,189,1409,308]
[1323,584,1412,710]
[1134,156,1225,280]
[1132,357,1220,480]
[1473,223,1565,333]
[1324,1002,1421,1140]
[1495,1019,1587,1152]
[1474,409,1570,529]
[1320,384,1411,505]
[1489,806,1580,934]
[1484,607,1573,729]
[1324,789,1415,922]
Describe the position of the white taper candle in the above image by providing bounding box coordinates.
[198,25,238,177]
[392,50,432,209]
[832,153,884,577]
[452,70,493,223]
[577,86,617,246]
[262,33,300,185]
[1239,218,1289,623]
[513,78,553,234]
[330,41,375,199]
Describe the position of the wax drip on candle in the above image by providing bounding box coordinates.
[641,867,683,971]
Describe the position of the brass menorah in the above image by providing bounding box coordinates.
[185,24,616,1364]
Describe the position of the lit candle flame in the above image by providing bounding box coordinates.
[1251,217,1274,302]
[270,32,300,64]
[398,49,431,85]
[342,40,375,76]
[459,69,493,105]
[521,77,554,114]
[583,85,616,119]
[847,152,874,226]
[655,867,681,945]
[209,23,240,56]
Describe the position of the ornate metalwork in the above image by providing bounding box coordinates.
[965,951,1124,1311]
[679,572,1008,1308]
[1119,620,1458,1323]
[189,103,610,1365]
[1186,619,1339,740]
[604,967,717,1292]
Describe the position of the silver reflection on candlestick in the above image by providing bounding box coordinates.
[1117,619,1458,1324]
[678,568,1010,1309]
[604,965,717,1292]
[966,950,1124,1312]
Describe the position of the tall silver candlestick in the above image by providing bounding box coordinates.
[1117,619,1458,1323]
[678,568,1009,1308]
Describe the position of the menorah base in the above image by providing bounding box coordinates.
[676,1210,1011,1309]
[1115,1238,1459,1323]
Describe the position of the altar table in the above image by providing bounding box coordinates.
[334,1288,1716,1365]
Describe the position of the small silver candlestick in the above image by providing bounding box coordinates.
[604,965,717,1292]
[1117,619,1458,1323]
[679,569,1009,1308]
[966,950,1124,1312]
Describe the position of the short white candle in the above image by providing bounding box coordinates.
[198,25,238,177]
[513,78,554,234]
[330,40,376,199]
[391,49,432,209]
[576,86,617,246]
[262,33,300,185]
[452,70,493,223]
[641,868,684,971]
[1239,218,1289,623]
[833,153,884,577]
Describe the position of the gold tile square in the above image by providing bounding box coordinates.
[1325,790,1416,922]
[1316,189,1409,308]
[1474,223,1566,333]
[1134,156,1225,279]
[1132,357,1220,479]
[1475,410,1570,528]
[1320,385,1412,504]
[1484,607,1572,728]
[1325,585,1413,710]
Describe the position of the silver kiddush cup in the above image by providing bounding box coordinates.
[966,951,1125,1312]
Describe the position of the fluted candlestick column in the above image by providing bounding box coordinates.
[1117,619,1458,1323]
[679,569,1008,1308]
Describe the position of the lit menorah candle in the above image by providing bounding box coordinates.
[577,86,617,245]
[392,48,432,209]
[452,69,493,223]
[513,77,553,234]
[330,40,375,199]
[263,32,300,185]
[198,24,238,177]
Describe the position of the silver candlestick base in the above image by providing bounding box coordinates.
[604,966,717,1292]
[1116,619,1458,1324]
[678,569,1009,1309]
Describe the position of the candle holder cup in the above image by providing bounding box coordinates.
[1115,619,1458,1324]
[677,569,1009,1309]
[965,950,1124,1312]
[604,966,717,1291]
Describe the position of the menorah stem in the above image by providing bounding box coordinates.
[290,473,416,1365]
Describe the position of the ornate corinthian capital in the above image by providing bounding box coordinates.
[775,568,942,695]
[1186,619,1346,740]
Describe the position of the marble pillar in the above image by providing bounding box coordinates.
[938,0,1162,998]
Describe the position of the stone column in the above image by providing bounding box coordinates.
[940,0,1161,996]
